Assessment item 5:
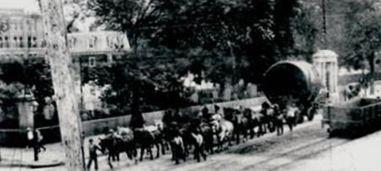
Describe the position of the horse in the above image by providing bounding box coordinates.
[133,124,163,161]
[190,131,207,162]
[224,107,250,144]
[116,127,138,162]
[179,119,208,162]
[246,106,266,137]
[242,108,257,139]
[98,131,126,168]
[199,122,215,154]
[161,121,188,164]
[259,103,276,134]
[271,105,284,136]
[209,119,234,152]
[152,121,168,155]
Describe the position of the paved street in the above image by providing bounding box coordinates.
[3,114,381,171]
[0,115,345,171]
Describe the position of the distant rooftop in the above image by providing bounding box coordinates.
[0,0,40,13]
[313,49,338,59]
[0,8,25,15]
[0,8,40,16]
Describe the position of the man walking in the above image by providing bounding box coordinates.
[32,128,40,161]
[36,129,46,152]
[26,127,34,148]
[87,138,101,170]
[286,103,299,132]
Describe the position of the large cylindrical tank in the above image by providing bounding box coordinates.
[262,61,322,107]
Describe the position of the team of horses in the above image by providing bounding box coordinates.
[97,103,298,167]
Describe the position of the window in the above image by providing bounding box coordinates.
[89,36,97,48]
[19,37,23,48]
[14,37,17,47]
[27,36,32,48]
[4,37,9,48]
[32,37,37,47]
[88,57,96,68]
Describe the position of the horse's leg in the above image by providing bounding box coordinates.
[125,149,131,160]
[149,147,154,160]
[170,142,175,161]
[108,154,113,169]
[156,143,160,158]
[249,125,255,139]
[209,140,214,154]
[184,141,190,157]
[262,121,266,135]
[140,147,144,161]
[161,141,166,155]
[236,129,240,145]
[199,142,207,161]
[182,145,186,162]
[219,134,224,151]
[116,149,120,161]
[271,118,276,132]
[243,126,248,142]
[194,144,200,162]
[173,144,179,164]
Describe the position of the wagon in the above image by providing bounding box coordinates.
[322,97,381,136]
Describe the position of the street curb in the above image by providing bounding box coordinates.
[0,160,65,168]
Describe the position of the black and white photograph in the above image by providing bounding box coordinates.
[0,0,381,170]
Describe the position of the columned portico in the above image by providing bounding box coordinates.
[312,50,339,103]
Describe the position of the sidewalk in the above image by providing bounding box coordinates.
[0,143,65,169]
[0,134,105,169]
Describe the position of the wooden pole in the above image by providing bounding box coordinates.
[322,0,327,48]
[38,0,85,170]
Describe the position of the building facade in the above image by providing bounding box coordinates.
[0,9,131,129]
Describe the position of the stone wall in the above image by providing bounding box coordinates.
[81,97,267,136]
[0,97,267,146]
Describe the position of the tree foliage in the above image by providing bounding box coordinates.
[0,59,53,111]
[342,0,381,72]
[82,58,195,114]
[87,0,318,113]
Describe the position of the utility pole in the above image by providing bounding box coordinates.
[38,0,85,170]
[322,0,327,48]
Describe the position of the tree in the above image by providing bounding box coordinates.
[87,0,313,109]
[290,1,319,61]
[342,0,381,93]
[83,58,195,115]
[39,0,85,169]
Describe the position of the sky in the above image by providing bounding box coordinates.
[0,0,96,32]
[0,0,39,12]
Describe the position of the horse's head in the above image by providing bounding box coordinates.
[155,121,164,131]
[98,138,107,154]
[209,120,219,133]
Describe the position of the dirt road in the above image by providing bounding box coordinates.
[104,116,348,171]
[14,115,353,171]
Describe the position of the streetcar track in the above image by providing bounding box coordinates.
[241,138,350,171]
[185,122,328,171]
[269,140,352,171]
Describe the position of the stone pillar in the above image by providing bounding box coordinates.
[17,95,36,129]
[70,58,82,110]
[107,53,113,66]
